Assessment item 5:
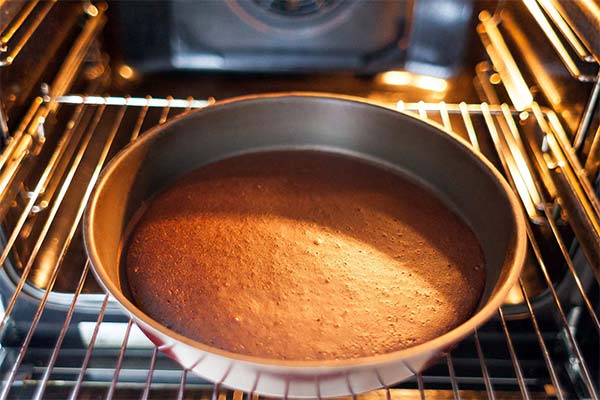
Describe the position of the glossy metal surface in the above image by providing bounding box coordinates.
[84,93,527,398]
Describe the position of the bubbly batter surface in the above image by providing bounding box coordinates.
[126,151,485,361]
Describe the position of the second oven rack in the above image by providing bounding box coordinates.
[0,93,598,399]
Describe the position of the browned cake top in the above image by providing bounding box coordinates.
[126,151,485,361]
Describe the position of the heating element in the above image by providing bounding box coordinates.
[1,1,599,399]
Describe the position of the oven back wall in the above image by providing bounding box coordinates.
[113,0,473,76]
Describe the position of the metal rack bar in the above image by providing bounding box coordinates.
[417,101,428,120]
[477,11,534,110]
[1,99,122,398]
[0,103,126,400]
[0,99,7,145]
[573,75,600,150]
[416,373,426,400]
[0,112,41,216]
[536,113,600,280]
[159,96,174,124]
[481,103,599,400]
[0,0,56,67]
[141,346,159,400]
[106,319,133,400]
[177,370,188,400]
[0,6,105,252]
[445,355,461,400]
[212,383,220,400]
[474,67,542,220]
[439,101,452,131]
[456,92,542,399]
[473,330,495,400]
[68,294,110,400]
[344,375,354,398]
[500,108,600,331]
[498,308,531,400]
[535,0,595,62]
[0,127,32,199]
[0,104,106,333]
[374,372,390,400]
[540,104,600,218]
[442,102,498,399]
[459,102,480,151]
[0,101,86,268]
[32,260,91,400]
[0,1,40,45]
[0,97,42,170]
[46,3,106,109]
[55,95,210,109]
[555,128,598,194]
[130,97,151,141]
[478,75,600,345]
[84,100,183,398]
[436,100,553,400]
[518,279,565,400]
[59,94,559,116]
[454,81,562,399]
[585,126,600,175]
[524,229,596,397]
[475,57,599,309]
[523,0,598,82]
[497,104,543,208]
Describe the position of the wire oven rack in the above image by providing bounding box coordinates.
[0,87,598,399]
[0,0,58,67]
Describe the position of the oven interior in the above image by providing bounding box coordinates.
[0,0,599,398]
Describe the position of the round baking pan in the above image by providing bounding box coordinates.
[84,93,527,398]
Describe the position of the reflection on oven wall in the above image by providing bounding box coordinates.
[114,0,473,77]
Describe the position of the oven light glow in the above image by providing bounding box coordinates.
[118,64,135,80]
[377,71,448,92]
[504,284,525,305]
[379,71,411,86]
[489,73,501,85]
[84,3,99,17]
[413,75,449,92]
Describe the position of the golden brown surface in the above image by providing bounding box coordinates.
[126,151,485,361]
